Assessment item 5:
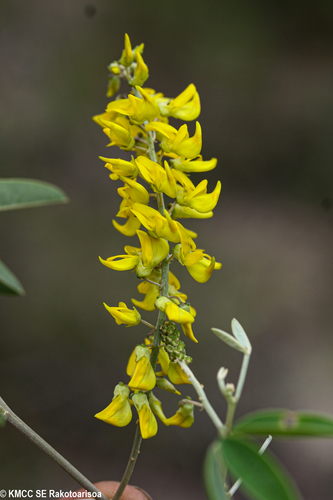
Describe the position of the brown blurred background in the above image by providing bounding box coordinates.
[1,1,333,499]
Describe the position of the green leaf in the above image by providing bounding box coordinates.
[0,259,25,296]
[234,409,333,437]
[211,327,247,353]
[204,441,228,500]
[221,437,302,500]
[231,318,252,354]
[0,178,68,211]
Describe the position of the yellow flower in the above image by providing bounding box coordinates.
[136,157,177,198]
[132,279,160,311]
[108,61,120,75]
[168,361,192,385]
[99,230,169,278]
[100,251,139,271]
[106,75,120,98]
[145,122,202,159]
[100,157,139,180]
[128,345,156,391]
[113,214,141,237]
[112,179,150,237]
[163,400,194,428]
[132,392,158,439]
[120,33,133,67]
[173,245,221,283]
[161,84,201,121]
[104,301,141,327]
[149,393,167,422]
[155,297,198,343]
[171,203,213,219]
[172,170,221,214]
[170,155,217,173]
[129,51,149,87]
[132,269,187,312]
[126,347,137,377]
[106,86,160,125]
[186,254,222,283]
[94,382,132,427]
[130,203,197,254]
[100,118,135,151]
[117,178,150,206]
[136,231,169,277]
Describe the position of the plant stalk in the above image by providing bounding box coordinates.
[0,397,109,500]
[178,362,227,438]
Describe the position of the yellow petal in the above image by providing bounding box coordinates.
[168,362,191,385]
[186,256,218,283]
[181,322,198,343]
[126,349,136,377]
[128,346,156,391]
[186,181,221,213]
[132,392,158,439]
[104,302,141,327]
[171,204,213,219]
[112,214,141,236]
[171,122,202,159]
[149,393,167,422]
[95,383,132,427]
[163,401,194,428]
[99,254,139,271]
[155,347,170,377]
[171,156,218,173]
[130,51,149,87]
[132,283,159,311]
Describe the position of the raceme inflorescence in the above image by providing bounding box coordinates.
[93,34,221,440]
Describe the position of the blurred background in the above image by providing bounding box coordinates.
[1,1,333,499]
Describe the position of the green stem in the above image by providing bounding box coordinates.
[178,362,227,438]
[225,353,251,432]
[0,398,109,500]
[112,424,142,500]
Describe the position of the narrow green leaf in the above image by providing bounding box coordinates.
[211,327,247,353]
[0,178,68,211]
[204,441,228,500]
[221,437,302,500]
[0,259,25,296]
[231,319,252,354]
[234,409,333,437]
[0,411,5,427]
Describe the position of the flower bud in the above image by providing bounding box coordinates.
[120,33,133,67]
[149,393,167,422]
[106,76,120,98]
[156,377,181,395]
[108,61,120,75]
